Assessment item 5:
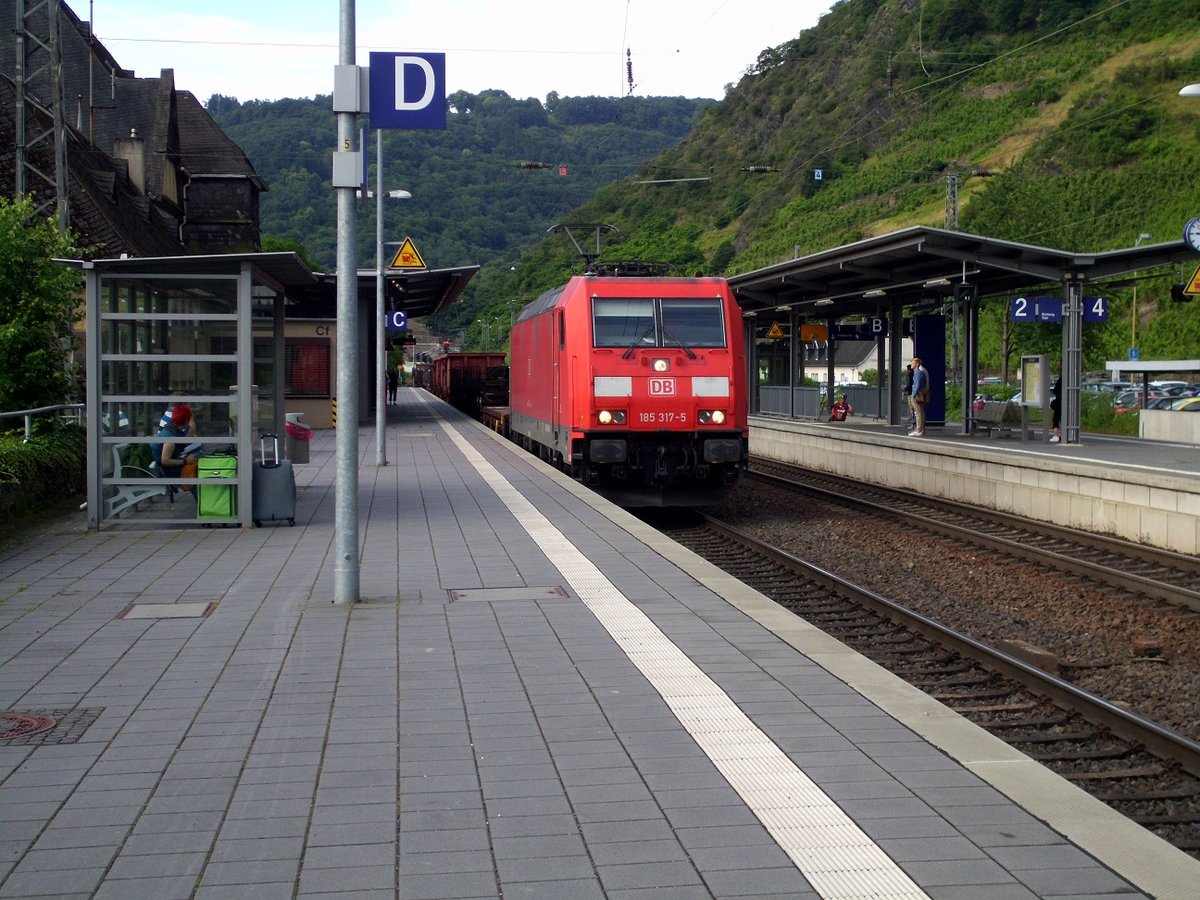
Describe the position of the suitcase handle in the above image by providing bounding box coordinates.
[259,432,281,468]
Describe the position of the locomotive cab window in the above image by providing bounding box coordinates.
[660,298,726,348]
[593,298,655,347]
[592,297,726,349]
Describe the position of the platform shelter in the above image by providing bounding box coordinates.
[79,253,319,528]
[728,227,1197,443]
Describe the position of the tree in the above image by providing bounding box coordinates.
[0,197,82,411]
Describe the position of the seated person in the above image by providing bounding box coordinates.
[158,403,191,434]
[151,405,201,487]
[828,394,853,422]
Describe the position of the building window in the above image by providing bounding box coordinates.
[286,338,331,398]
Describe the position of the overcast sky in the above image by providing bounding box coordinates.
[90,0,833,104]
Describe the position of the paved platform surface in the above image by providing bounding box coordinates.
[2,387,1198,899]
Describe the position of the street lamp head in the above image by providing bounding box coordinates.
[1180,84,1200,97]
[360,189,412,199]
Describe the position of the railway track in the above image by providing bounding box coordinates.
[660,515,1200,858]
[750,459,1200,612]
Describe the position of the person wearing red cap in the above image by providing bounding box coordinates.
[152,404,198,484]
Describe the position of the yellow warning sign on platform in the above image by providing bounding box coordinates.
[388,237,427,270]
[765,322,785,339]
[1185,263,1200,296]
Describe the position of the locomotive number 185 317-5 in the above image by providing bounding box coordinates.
[638,412,686,424]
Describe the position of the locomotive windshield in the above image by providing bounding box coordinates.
[592,297,726,349]
[660,299,726,348]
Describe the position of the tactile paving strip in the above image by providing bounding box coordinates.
[438,418,930,900]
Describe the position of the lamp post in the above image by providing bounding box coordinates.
[1130,231,1151,357]
[373,127,412,467]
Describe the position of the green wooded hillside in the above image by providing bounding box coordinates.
[463,0,1200,369]
[208,92,712,273]
[213,0,1200,371]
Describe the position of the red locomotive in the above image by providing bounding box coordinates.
[507,264,747,506]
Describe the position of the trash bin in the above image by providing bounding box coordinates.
[284,413,313,464]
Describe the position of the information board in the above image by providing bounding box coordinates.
[1020,354,1048,408]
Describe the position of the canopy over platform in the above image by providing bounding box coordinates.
[727,226,1197,443]
[1105,360,1200,378]
[728,226,1196,317]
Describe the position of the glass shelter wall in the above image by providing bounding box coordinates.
[754,316,822,418]
[86,264,285,528]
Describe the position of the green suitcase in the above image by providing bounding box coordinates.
[196,455,237,519]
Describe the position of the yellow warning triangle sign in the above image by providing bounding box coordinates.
[1185,263,1200,296]
[765,321,785,339]
[388,237,427,270]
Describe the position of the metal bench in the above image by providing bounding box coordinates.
[973,400,1018,436]
[102,443,169,518]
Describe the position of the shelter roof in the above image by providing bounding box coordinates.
[71,251,318,289]
[728,226,1195,318]
[367,265,480,319]
[67,254,479,319]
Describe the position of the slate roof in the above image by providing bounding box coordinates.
[2,0,264,257]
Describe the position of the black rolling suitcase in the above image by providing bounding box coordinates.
[252,433,296,526]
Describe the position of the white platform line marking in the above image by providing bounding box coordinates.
[437,419,929,900]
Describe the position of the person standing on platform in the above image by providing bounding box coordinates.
[1050,374,1062,443]
[909,356,929,437]
[386,365,399,404]
[903,363,915,432]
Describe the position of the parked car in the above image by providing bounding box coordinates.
[1082,380,1131,394]
[1113,390,1166,414]
[1168,396,1200,412]
[1144,396,1178,410]
[1150,381,1192,397]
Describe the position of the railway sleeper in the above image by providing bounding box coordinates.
[1095,787,1200,801]
[931,687,1016,701]
[910,673,994,688]
[980,714,1071,729]
[1025,746,1133,761]
[1128,813,1200,826]
[950,700,1041,714]
[893,661,976,676]
[824,624,906,638]
[1007,730,1101,744]
[1062,765,1168,781]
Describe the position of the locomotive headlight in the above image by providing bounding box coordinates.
[710,409,726,425]
[597,410,626,425]
[698,410,727,425]
[598,410,613,425]
[652,358,670,373]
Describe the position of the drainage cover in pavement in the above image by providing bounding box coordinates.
[120,601,216,619]
[0,708,105,745]
[0,713,57,740]
[448,586,569,603]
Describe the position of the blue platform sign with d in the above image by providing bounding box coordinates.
[369,52,446,130]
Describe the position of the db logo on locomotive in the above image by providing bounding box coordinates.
[649,377,676,396]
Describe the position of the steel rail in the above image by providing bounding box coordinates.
[702,514,1200,779]
[749,462,1200,611]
